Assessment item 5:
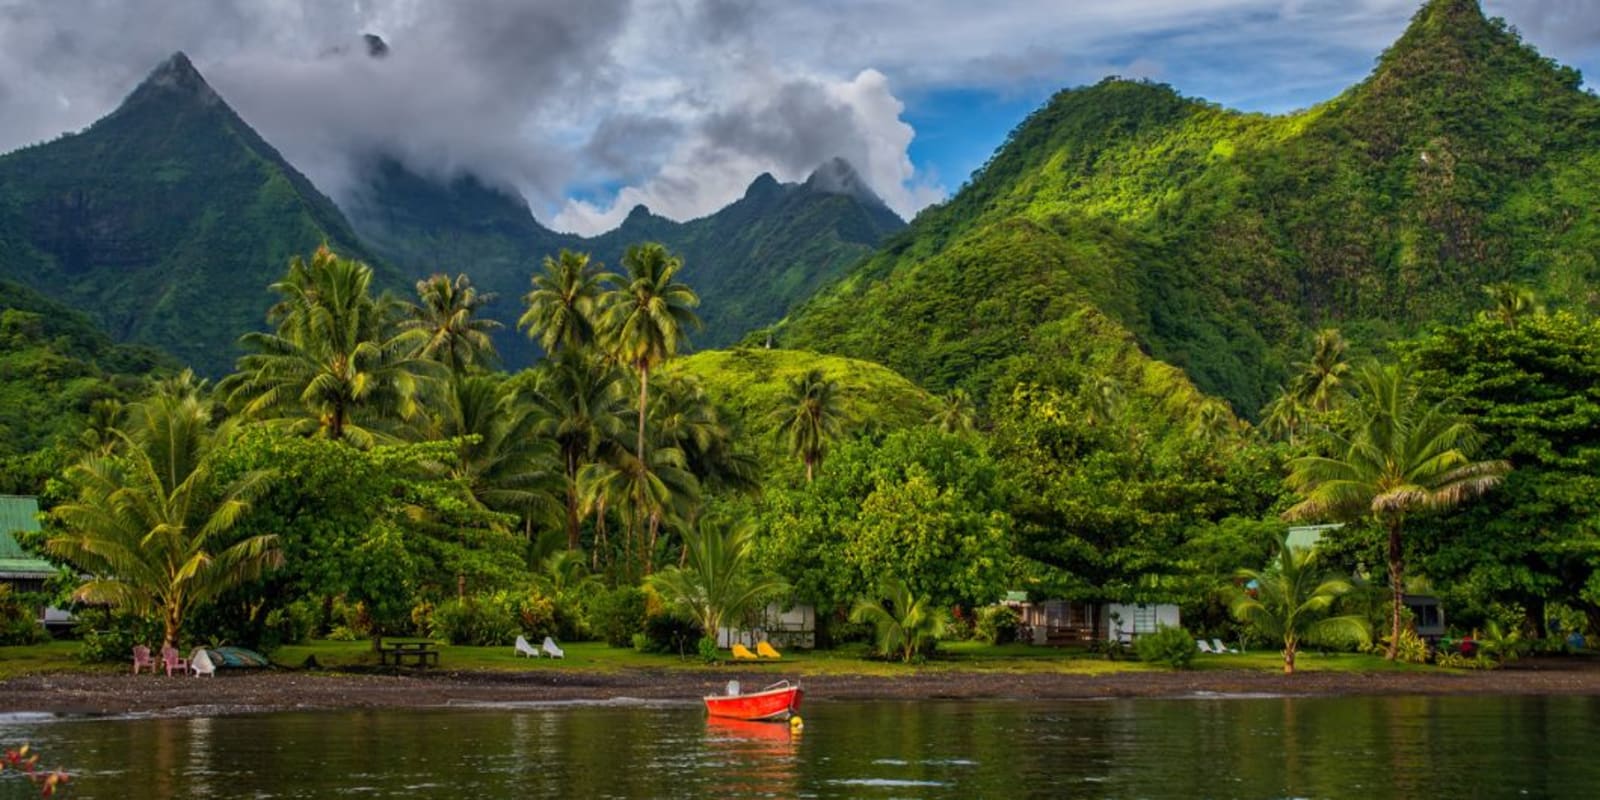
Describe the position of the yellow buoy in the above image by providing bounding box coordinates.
[789,715,804,732]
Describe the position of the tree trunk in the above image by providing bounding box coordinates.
[805,458,814,484]
[163,607,180,651]
[637,362,650,465]
[1386,516,1404,661]
[645,512,660,576]
[1284,643,1296,674]
[565,454,581,551]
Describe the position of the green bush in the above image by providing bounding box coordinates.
[1364,628,1429,664]
[0,585,46,646]
[429,593,519,646]
[976,605,1021,645]
[697,635,719,663]
[640,612,701,656]
[590,586,648,648]
[1135,625,1197,669]
[73,608,163,662]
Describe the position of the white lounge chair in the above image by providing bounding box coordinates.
[1211,638,1240,654]
[514,635,540,658]
[190,648,216,677]
[541,636,565,659]
[1196,639,1217,654]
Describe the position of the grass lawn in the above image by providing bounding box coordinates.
[0,638,1432,679]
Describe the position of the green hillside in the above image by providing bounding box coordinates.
[347,159,903,368]
[665,347,939,467]
[781,0,1600,415]
[0,280,174,493]
[0,53,386,375]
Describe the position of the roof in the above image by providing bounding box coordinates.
[0,495,56,577]
[1286,523,1345,551]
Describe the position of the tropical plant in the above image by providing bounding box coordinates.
[402,273,501,374]
[579,445,700,577]
[849,579,949,663]
[929,388,976,434]
[526,350,631,549]
[1284,362,1508,659]
[1227,541,1370,674]
[1480,282,1542,329]
[429,374,560,533]
[1293,328,1352,415]
[602,242,701,463]
[519,250,613,354]
[46,392,282,649]
[772,368,847,482]
[1135,625,1197,669]
[222,246,441,447]
[647,516,786,642]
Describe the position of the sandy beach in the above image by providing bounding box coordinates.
[6,659,1600,717]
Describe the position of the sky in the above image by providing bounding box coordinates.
[0,1,1596,236]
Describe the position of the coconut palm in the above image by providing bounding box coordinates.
[652,375,759,497]
[222,246,441,447]
[601,242,701,463]
[930,388,976,434]
[402,273,501,375]
[1228,540,1370,674]
[431,374,561,534]
[1293,328,1351,415]
[1481,282,1542,330]
[647,516,786,641]
[1261,384,1307,445]
[46,392,281,649]
[850,579,949,663]
[578,444,699,578]
[519,250,613,354]
[527,350,631,550]
[772,368,847,483]
[1284,362,1509,659]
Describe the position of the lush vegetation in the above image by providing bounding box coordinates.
[781,0,1600,417]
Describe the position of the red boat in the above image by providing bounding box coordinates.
[703,679,804,721]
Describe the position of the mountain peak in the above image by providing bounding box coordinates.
[129,51,221,107]
[803,157,886,209]
[743,172,783,200]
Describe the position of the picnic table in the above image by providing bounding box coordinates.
[379,640,440,667]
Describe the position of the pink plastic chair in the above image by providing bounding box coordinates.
[160,645,190,676]
[132,645,155,675]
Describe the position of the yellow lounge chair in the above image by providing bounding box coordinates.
[757,641,782,659]
[731,643,759,660]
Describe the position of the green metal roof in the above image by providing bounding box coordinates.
[0,494,55,576]
[1286,523,1345,551]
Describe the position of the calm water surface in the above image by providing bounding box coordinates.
[3,695,1597,798]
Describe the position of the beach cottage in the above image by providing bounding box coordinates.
[0,495,69,631]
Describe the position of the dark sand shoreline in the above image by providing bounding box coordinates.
[7,661,1600,718]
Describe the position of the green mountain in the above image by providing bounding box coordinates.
[345,157,904,368]
[780,0,1600,415]
[0,53,385,374]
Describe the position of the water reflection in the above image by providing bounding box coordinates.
[2,696,1597,798]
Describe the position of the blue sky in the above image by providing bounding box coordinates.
[2,0,1597,234]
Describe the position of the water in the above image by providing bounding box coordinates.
[3,695,1597,798]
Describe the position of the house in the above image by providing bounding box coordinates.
[1289,523,1447,641]
[1004,593,1180,646]
[0,495,69,630]
[717,602,816,649]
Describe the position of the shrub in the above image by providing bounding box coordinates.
[429,593,519,646]
[1135,625,1197,669]
[640,612,701,656]
[517,591,558,640]
[590,586,648,648]
[0,585,46,646]
[697,635,719,663]
[975,605,1020,645]
[74,608,163,662]
[1364,628,1429,664]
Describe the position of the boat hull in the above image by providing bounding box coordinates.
[704,683,804,721]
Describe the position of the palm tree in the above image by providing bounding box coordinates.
[578,445,700,578]
[527,350,631,550]
[850,579,949,663]
[1261,385,1307,445]
[431,374,561,534]
[1293,328,1351,415]
[1284,363,1509,659]
[222,246,441,447]
[652,375,760,497]
[647,516,786,642]
[930,388,976,434]
[402,273,501,375]
[772,368,847,483]
[1228,540,1370,674]
[1481,282,1542,330]
[520,250,614,354]
[46,392,282,649]
[602,242,701,464]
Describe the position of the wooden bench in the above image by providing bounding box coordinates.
[379,641,440,667]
